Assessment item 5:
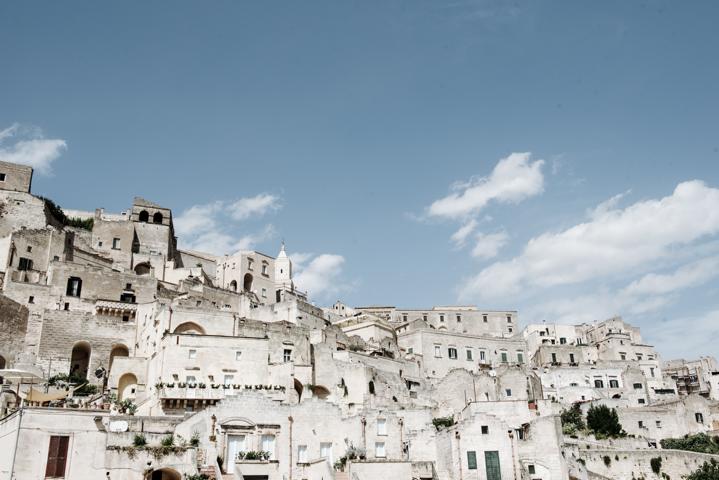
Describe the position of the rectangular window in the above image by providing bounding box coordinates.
[18,257,33,271]
[434,345,441,358]
[500,352,508,363]
[594,379,604,388]
[456,314,461,322]
[560,337,567,344]
[320,442,333,463]
[506,315,512,323]
[528,464,536,474]
[638,421,644,428]
[186,375,196,384]
[28,296,34,304]
[650,367,655,377]
[517,352,524,364]
[467,451,477,470]
[485,450,501,480]
[261,434,276,460]
[283,349,292,362]
[439,314,445,322]
[377,418,387,436]
[248,259,254,271]
[45,435,69,478]
[466,349,473,361]
[637,354,643,361]
[375,442,386,458]
[298,445,308,463]
[402,314,408,322]
[656,421,662,428]
[407,347,413,354]
[227,434,247,461]
[620,352,627,360]
[633,383,642,389]
[481,425,489,434]
[224,375,234,385]
[262,263,268,275]
[569,353,575,364]
[551,353,557,364]
[422,314,428,322]
[696,413,704,423]
[112,237,121,250]
[188,349,197,359]
[483,314,488,323]
[505,388,512,397]
[262,288,267,298]
[638,398,646,404]
[480,350,486,362]
[235,351,242,360]
[609,379,619,388]
[448,347,458,360]
[0,173,6,181]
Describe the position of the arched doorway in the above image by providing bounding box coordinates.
[138,210,149,222]
[311,385,330,400]
[118,373,138,401]
[109,345,129,372]
[70,342,91,380]
[148,468,181,480]
[243,273,253,292]
[152,212,163,224]
[293,378,303,401]
[229,280,237,292]
[173,322,205,335]
[134,262,151,276]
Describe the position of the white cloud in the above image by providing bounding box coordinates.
[450,219,478,248]
[428,152,545,220]
[235,224,277,251]
[622,256,719,297]
[0,123,67,175]
[459,181,719,301]
[470,231,508,259]
[294,254,346,299]
[228,193,281,221]
[646,309,719,360]
[174,201,223,237]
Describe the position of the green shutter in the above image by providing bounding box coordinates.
[467,451,477,470]
[485,450,501,480]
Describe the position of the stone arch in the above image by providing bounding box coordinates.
[173,322,205,335]
[134,262,151,276]
[229,280,237,292]
[311,385,330,400]
[152,212,163,224]
[293,378,303,401]
[109,344,129,372]
[138,210,149,223]
[70,341,92,380]
[118,373,138,401]
[243,273,253,292]
[148,468,181,480]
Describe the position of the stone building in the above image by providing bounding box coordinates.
[0,159,717,480]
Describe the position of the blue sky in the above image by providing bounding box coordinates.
[1,1,718,359]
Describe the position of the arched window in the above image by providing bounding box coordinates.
[312,385,330,400]
[66,277,82,297]
[243,273,253,292]
[293,378,303,401]
[118,373,138,401]
[138,210,149,222]
[134,263,151,276]
[229,280,237,292]
[152,212,163,224]
[173,322,205,335]
[109,345,129,372]
[70,341,91,380]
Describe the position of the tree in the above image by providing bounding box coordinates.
[560,403,586,433]
[686,459,719,480]
[586,405,623,437]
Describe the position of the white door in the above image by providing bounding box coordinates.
[261,434,276,460]
[320,442,333,463]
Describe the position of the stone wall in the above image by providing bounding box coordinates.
[0,293,28,367]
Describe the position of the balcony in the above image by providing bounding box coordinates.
[95,299,137,318]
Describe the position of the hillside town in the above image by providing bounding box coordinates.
[1,158,718,480]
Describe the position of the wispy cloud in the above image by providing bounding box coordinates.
[470,231,508,259]
[428,152,545,220]
[0,123,67,175]
[459,180,719,301]
[175,194,282,256]
[293,253,348,301]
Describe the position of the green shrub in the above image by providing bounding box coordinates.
[133,434,147,447]
[160,435,175,447]
[650,456,662,474]
[560,403,585,431]
[190,432,200,447]
[686,459,719,480]
[432,416,455,430]
[586,405,624,437]
[661,433,719,454]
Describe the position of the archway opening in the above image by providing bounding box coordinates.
[152,212,163,224]
[173,322,205,335]
[109,345,129,372]
[138,210,149,222]
[243,273,253,292]
[293,378,303,401]
[70,341,91,380]
[134,262,151,276]
[229,280,237,292]
[118,373,138,401]
[149,468,182,480]
[312,385,330,400]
